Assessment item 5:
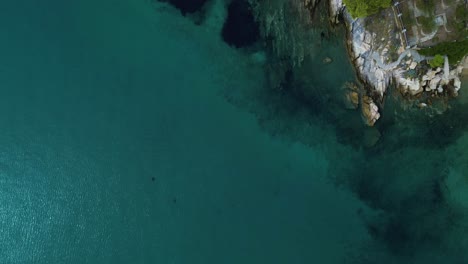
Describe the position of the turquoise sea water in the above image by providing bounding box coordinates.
[0,0,368,263]
[1,0,468,263]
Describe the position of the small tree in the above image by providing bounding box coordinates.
[429,54,444,68]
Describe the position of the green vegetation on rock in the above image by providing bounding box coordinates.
[417,16,436,34]
[452,4,468,40]
[415,0,435,15]
[402,8,415,25]
[419,39,468,64]
[343,0,392,18]
[429,54,444,68]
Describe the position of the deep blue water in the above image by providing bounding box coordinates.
[1,0,468,263]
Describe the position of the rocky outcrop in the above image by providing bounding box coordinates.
[332,0,465,124]
[399,76,422,95]
[329,0,343,24]
[342,81,359,109]
[362,96,380,126]
[345,18,394,97]
[397,60,465,97]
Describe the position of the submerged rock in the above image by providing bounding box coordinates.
[345,91,359,109]
[323,57,333,64]
[362,127,381,147]
[342,81,359,109]
[418,102,428,108]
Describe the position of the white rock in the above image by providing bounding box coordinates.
[422,70,436,81]
[409,61,418,70]
[348,19,393,97]
[329,0,343,24]
[402,78,422,95]
[430,76,442,90]
[427,70,436,79]
[440,77,449,86]
[409,79,420,89]
[437,86,444,93]
[454,77,461,92]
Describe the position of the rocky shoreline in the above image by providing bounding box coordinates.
[328,0,466,126]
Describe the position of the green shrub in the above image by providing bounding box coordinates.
[402,8,415,25]
[415,0,435,15]
[453,4,468,39]
[344,0,392,18]
[418,16,436,33]
[419,39,468,63]
[429,54,444,68]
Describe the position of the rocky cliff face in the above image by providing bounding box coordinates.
[328,0,343,24]
[329,0,389,125]
[328,0,466,126]
[346,18,393,97]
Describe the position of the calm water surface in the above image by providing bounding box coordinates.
[0,0,369,263]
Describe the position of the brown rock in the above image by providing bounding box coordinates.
[361,96,380,126]
[342,82,360,109]
[344,91,359,109]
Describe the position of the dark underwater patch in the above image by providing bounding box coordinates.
[157,0,208,15]
[221,0,260,48]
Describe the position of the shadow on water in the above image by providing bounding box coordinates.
[221,0,260,48]
[157,0,208,15]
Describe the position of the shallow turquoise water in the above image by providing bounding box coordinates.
[2,0,468,263]
[0,0,370,263]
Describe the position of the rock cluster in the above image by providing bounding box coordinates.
[361,96,380,126]
[328,0,466,126]
[396,64,463,97]
[345,14,394,97]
